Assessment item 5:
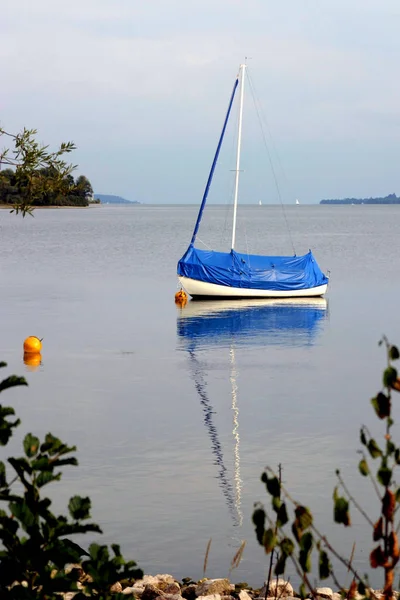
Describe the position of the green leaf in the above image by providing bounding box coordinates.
[367,439,382,459]
[252,506,265,545]
[334,496,351,526]
[300,531,313,552]
[0,375,27,393]
[23,433,40,458]
[371,393,391,419]
[358,581,366,596]
[274,553,287,576]
[319,550,331,579]
[265,476,280,498]
[299,583,307,599]
[360,428,367,446]
[111,544,122,558]
[262,528,276,554]
[383,366,397,388]
[0,462,7,487]
[359,458,369,476]
[390,345,400,360]
[252,506,265,528]
[36,471,61,488]
[68,495,91,520]
[0,362,7,368]
[9,500,36,530]
[395,449,400,465]
[299,533,313,572]
[272,496,281,513]
[294,505,313,531]
[281,537,294,557]
[277,502,289,527]
[387,441,396,456]
[377,466,392,487]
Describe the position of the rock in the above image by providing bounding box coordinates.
[142,584,165,600]
[196,580,232,597]
[332,594,342,600]
[164,583,181,595]
[145,575,176,587]
[111,582,123,593]
[239,591,253,600]
[182,584,198,600]
[316,588,333,600]
[123,585,147,597]
[260,579,293,598]
[197,595,222,600]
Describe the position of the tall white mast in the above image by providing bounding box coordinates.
[231,64,246,250]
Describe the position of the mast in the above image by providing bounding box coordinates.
[231,64,246,250]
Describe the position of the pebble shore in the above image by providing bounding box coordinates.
[58,571,396,600]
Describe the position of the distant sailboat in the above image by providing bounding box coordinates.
[295,199,300,205]
[258,200,262,206]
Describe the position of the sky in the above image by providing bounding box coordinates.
[1,0,400,204]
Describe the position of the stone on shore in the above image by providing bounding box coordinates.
[238,592,253,600]
[195,580,232,597]
[315,588,333,600]
[259,579,293,598]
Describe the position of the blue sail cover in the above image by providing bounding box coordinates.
[178,246,328,291]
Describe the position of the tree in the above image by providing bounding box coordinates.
[0,128,77,216]
[75,175,94,200]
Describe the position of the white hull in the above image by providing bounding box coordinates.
[179,276,328,299]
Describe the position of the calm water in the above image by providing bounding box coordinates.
[1,204,400,588]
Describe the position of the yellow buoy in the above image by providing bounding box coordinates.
[175,289,188,306]
[23,352,42,371]
[23,336,42,354]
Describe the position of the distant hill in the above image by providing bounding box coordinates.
[320,193,400,205]
[95,194,139,205]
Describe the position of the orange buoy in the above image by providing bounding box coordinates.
[175,289,188,305]
[23,336,42,354]
[23,352,42,371]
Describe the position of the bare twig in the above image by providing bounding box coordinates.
[203,538,212,577]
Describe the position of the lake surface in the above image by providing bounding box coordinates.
[1,204,400,589]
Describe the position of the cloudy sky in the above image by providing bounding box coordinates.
[2,1,400,204]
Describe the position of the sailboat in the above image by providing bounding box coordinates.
[177,64,328,299]
[295,199,300,205]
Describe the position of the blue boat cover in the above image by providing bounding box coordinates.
[177,245,328,291]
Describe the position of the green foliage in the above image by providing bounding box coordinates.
[253,337,400,600]
[0,128,93,214]
[0,362,143,598]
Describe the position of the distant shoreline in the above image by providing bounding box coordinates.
[320,193,400,205]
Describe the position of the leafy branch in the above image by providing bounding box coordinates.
[253,338,400,600]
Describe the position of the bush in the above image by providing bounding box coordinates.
[0,362,142,599]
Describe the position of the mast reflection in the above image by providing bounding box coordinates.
[177,298,329,527]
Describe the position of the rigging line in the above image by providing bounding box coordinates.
[246,71,289,187]
[246,69,296,256]
[196,236,212,250]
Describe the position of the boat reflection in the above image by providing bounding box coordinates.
[177,297,328,349]
[176,298,329,529]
